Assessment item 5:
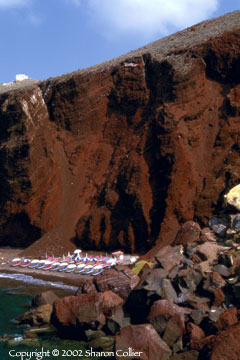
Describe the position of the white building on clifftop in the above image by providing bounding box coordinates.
[16,74,28,81]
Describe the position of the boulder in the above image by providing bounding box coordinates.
[93,266,139,300]
[52,290,124,338]
[76,279,98,295]
[174,221,201,246]
[201,228,216,243]
[52,293,106,337]
[213,288,225,307]
[214,307,238,331]
[200,322,240,360]
[186,322,205,349]
[17,304,53,327]
[212,264,231,277]
[163,317,183,349]
[148,300,190,335]
[32,291,58,307]
[115,324,171,360]
[203,272,226,293]
[141,268,169,295]
[155,246,184,272]
[102,290,124,316]
[177,268,203,292]
[161,279,178,303]
[197,243,223,261]
[208,307,224,322]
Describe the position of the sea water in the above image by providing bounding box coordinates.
[0,273,95,360]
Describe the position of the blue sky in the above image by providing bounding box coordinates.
[0,0,239,83]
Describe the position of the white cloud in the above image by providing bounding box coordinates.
[70,0,219,39]
[0,0,30,8]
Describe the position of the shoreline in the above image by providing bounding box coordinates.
[0,248,94,290]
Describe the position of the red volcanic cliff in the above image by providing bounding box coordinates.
[1,11,240,256]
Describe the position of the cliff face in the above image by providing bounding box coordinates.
[1,11,240,256]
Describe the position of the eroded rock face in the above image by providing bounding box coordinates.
[1,12,240,253]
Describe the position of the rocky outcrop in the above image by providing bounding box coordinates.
[1,11,240,254]
[51,290,124,339]
[17,304,53,327]
[115,324,172,360]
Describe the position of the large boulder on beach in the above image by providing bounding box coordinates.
[52,291,124,339]
[92,266,140,300]
[115,324,171,360]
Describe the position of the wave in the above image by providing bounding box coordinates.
[0,272,78,292]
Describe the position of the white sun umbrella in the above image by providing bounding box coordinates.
[74,249,82,260]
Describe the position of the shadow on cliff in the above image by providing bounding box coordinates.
[0,212,41,248]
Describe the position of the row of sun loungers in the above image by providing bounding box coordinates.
[4,252,138,276]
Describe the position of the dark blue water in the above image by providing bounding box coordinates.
[0,274,94,360]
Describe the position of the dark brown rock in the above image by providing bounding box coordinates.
[17,304,53,327]
[32,291,58,307]
[213,288,225,307]
[0,12,240,255]
[174,221,201,246]
[115,324,171,360]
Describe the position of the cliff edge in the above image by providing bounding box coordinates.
[1,11,240,256]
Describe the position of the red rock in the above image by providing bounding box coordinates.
[148,300,191,334]
[200,322,240,360]
[214,307,238,331]
[187,322,205,341]
[115,324,171,360]
[174,221,200,245]
[52,290,124,337]
[102,290,124,316]
[52,293,106,333]
[213,288,225,307]
[1,12,240,254]
[186,322,205,350]
[93,266,139,300]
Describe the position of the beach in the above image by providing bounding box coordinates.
[0,248,94,289]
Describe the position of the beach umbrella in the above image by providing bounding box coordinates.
[74,249,82,255]
[74,249,82,261]
[112,250,124,256]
